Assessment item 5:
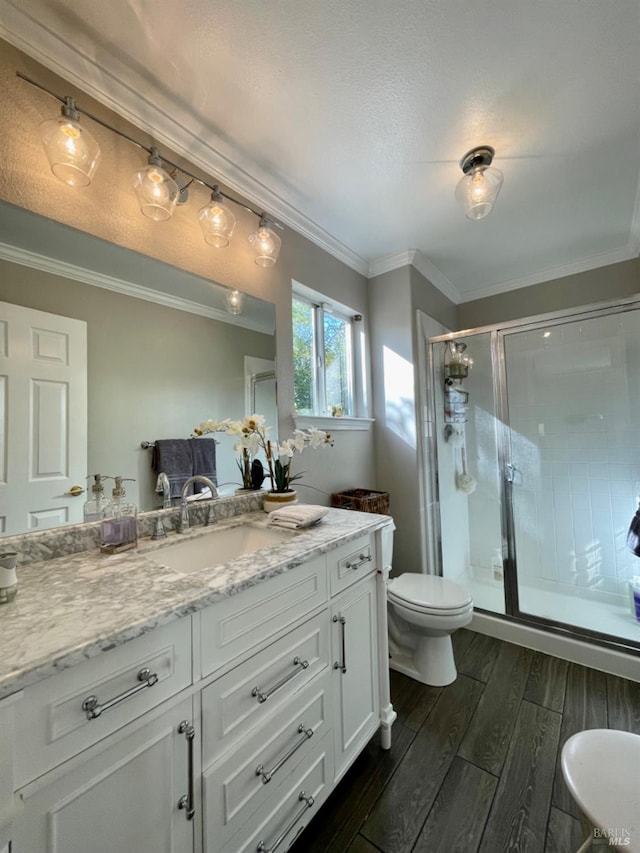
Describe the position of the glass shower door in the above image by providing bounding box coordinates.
[502,308,640,644]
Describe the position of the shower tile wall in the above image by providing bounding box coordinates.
[504,311,640,600]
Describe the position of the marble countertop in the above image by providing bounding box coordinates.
[0,508,392,700]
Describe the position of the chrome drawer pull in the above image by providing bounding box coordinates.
[345,553,372,571]
[256,723,314,784]
[81,668,159,720]
[251,657,309,704]
[177,720,196,821]
[256,790,315,852]
[333,615,347,674]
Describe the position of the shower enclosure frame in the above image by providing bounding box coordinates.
[425,293,640,657]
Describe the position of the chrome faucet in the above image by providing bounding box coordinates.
[178,476,218,533]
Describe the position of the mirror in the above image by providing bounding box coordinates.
[0,200,277,536]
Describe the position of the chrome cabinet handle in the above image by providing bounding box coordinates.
[251,657,309,704]
[81,668,159,720]
[333,615,347,674]
[177,720,196,821]
[345,553,372,571]
[256,723,314,784]
[256,791,315,852]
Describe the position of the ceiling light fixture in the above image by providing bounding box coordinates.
[19,71,284,265]
[39,96,101,187]
[199,186,237,247]
[249,216,282,267]
[455,145,503,220]
[133,148,180,221]
[225,289,244,315]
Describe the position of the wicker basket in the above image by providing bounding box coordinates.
[330,488,390,515]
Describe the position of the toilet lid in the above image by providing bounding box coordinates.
[388,574,472,610]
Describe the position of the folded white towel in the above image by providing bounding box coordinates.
[268,504,329,529]
[185,487,212,502]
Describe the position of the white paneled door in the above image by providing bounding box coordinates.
[0,301,87,534]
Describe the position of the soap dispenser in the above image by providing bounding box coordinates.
[83,474,110,522]
[100,476,138,554]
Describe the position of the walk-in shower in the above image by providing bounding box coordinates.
[426,297,640,656]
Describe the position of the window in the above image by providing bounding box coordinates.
[293,294,354,417]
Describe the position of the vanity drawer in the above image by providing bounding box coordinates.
[14,618,192,787]
[199,555,328,678]
[219,732,334,853]
[201,611,330,765]
[202,669,331,850]
[329,534,376,596]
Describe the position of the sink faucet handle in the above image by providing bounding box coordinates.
[205,503,217,526]
[178,502,190,534]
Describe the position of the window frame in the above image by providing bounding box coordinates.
[292,284,373,430]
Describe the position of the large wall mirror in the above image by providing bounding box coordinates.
[0,201,277,537]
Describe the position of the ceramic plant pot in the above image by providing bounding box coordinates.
[262,489,298,513]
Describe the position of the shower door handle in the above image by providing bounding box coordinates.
[505,464,521,485]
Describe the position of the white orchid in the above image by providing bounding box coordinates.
[195,414,332,493]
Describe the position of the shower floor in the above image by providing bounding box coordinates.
[457,569,640,646]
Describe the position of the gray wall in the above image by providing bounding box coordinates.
[458,258,640,329]
[1,259,275,510]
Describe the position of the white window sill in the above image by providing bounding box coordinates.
[293,415,375,432]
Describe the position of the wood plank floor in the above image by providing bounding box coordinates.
[290,629,640,853]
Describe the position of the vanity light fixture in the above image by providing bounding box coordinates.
[198,186,237,247]
[133,148,180,221]
[249,215,282,267]
[455,145,503,220]
[39,96,101,187]
[19,71,284,265]
[225,289,244,315]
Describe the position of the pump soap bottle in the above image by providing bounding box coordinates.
[83,474,110,522]
[100,476,138,554]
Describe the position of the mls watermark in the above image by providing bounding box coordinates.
[592,827,633,846]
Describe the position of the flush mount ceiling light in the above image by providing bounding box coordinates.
[225,289,244,315]
[39,96,101,187]
[455,145,503,220]
[20,71,284,266]
[249,216,282,267]
[199,186,237,248]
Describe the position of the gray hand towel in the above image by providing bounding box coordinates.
[191,438,217,491]
[152,439,193,498]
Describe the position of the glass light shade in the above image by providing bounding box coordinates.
[455,166,503,220]
[249,220,282,267]
[39,115,101,187]
[132,160,179,221]
[198,192,236,247]
[225,289,244,315]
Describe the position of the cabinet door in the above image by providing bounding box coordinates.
[13,696,195,853]
[331,573,380,781]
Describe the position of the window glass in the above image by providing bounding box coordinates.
[324,312,352,415]
[292,297,315,414]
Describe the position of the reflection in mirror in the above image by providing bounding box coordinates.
[0,201,277,537]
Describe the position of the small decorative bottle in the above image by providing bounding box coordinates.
[100,476,138,554]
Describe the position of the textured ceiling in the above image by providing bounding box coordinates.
[1,0,640,302]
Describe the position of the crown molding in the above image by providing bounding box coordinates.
[368,250,461,304]
[410,251,461,304]
[458,245,637,304]
[0,6,369,278]
[0,241,274,334]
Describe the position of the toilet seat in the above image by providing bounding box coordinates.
[388,574,472,613]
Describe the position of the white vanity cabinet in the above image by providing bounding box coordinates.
[13,693,197,853]
[4,518,395,853]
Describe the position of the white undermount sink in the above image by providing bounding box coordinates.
[146,524,294,574]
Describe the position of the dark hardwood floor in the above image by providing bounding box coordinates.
[290,629,640,853]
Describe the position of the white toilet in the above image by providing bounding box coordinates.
[387,573,473,687]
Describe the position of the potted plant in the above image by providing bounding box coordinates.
[195,414,332,511]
